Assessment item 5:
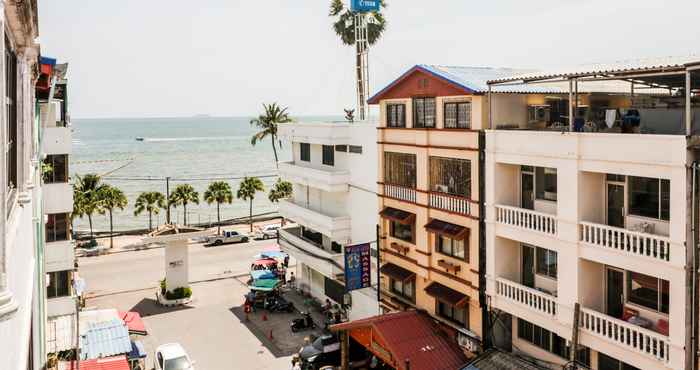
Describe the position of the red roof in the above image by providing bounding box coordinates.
[66,356,130,370]
[332,311,467,370]
[119,311,147,335]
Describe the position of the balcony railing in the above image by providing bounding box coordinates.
[495,278,556,317]
[495,205,557,235]
[579,307,670,363]
[429,192,471,215]
[383,183,416,203]
[580,222,671,262]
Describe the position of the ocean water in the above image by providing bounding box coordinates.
[70,116,339,232]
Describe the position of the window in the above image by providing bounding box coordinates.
[518,319,590,366]
[598,353,641,370]
[390,220,413,242]
[384,152,416,188]
[444,102,471,129]
[301,227,323,247]
[535,167,557,201]
[46,213,69,242]
[322,145,334,166]
[335,145,347,152]
[628,176,670,221]
[536,247,557,279]
[627,271,669,313]
[387,104,406,128]
[5,37,17,196]
[47,270,71,298]
[390,278,415,301]
[43,155,68,183]
[429,157,471,198]
[437,300,467,326]
[300,143,310,162]
[349,145,363,154]
[413,97,436,128]
[436,235,466,260]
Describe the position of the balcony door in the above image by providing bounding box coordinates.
[606,267,624,319]
[521,168,534,210]
[521,245,535,288]
[606,182,625,228]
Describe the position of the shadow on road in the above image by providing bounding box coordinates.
[230,305,313,358]
[129,296,194,318]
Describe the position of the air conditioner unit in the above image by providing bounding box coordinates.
[528,105,550,123]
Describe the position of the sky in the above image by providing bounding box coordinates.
[39,0,700,119]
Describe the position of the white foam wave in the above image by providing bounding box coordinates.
[141,136,246,142]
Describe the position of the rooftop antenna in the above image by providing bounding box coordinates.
[350,0,379,121]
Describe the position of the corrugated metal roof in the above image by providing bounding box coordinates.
[47,314,77,353]
[80,319,132,360]
[462,349,549,370]
[488,55,700,84]
[61,355,130,370]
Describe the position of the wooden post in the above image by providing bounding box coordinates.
[341,330,349,370]
[569,303,581,367]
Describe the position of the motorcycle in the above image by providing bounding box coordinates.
[264,296,295,313]
[291,312,316,332]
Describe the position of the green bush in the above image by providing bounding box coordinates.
[159,278,166,295]
[165,286,192,300]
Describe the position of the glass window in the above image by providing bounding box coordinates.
[536,247,557,279]
[386,104,406,127]
[384,152,416,188]
[43,155,68,183]
[322,145,334,166]
[437,301,466,326]
[627,271,669,313]
[628,176,670,221]
[391,278,414,301]
[6,38,17,194]
[429,157,471,198]
[46,213,69,242]
[390,220,413,242]
[413,98,436,128]
[436,235,466,260]
[349,145,363,154]
[300,143,310,162]
[535,167,557,201]
[335,145,347,152]
[444,102,471,129]
[47,271,71,298]
[598,352,641,370]
[518,318,590,365]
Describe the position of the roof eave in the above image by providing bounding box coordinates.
[367,65,475,104]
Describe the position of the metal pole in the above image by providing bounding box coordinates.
[376,224,381,314]
[569,303,580,367]
[487,85,493,129]
[568,79,574,132]
[340,330,349,370]
[686,71,692,136]
[75,295,80,370]
[165,177,171,224]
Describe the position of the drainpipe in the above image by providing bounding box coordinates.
[376,224,381,315]
[687,161,699,370]
[478,130,489,350]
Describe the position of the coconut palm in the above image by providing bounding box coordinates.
[250,103,292,167]
[73,173,107,239]
[169,184,199,226]
[204,181,233,234]
[268,179,293,226]
[237,177,264,233]
[97,185,128,248]
[329,0,387,116]
[134,191,167,231]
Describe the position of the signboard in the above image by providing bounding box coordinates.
[344,243,371,291]
[351,0,380,12]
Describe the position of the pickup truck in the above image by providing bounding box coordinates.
[205,230,249,246]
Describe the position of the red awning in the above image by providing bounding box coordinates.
[119,311,147,335]
[252,258,277,267]
[65,356,130,370]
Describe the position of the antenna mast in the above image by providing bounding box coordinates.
[354,11,369,121]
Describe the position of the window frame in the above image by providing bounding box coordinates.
[47,270,71,299]
[429,156,471,198]
[386,103,406,128]
[46,213,69,243]
[383,152,417,189]
[535,167,557,202]
[412,97,436,128]
[535,247,558,280]
[436,299,468,327]
[626,271,669,314]
[390,220,414,243]
[300,143,311,162]
[518,318,590,366]
[628,176,670,221]
[43,154,69,183]
[390,277,415,303]
[322,145,335,166]
[435,234,467,261]
[348,145,363,154]
[443,101,471,129]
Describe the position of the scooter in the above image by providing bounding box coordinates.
[291,312,316,332]
[265,296,295,313]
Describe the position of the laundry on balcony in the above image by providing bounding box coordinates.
[380,262,415,282]
[379,207,415,224]
[425,282,468,308]
[425,219,469,240]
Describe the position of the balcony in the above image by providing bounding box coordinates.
[278,161,350,192]
[382,183,416,203]
[43,182,73,214]
[579,307,670,365]
[493,277,557,318]
[45,240,75,273]
[278,226,344,278]
[495,205,557,235]
[429,192,472,216]
[41,126,72,155]
[278,122,351,146]
[278,200,351,242]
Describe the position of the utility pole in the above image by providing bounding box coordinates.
[165,177,171,224]
[354,10,370,121]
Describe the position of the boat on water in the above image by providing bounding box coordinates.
[135,137,145,141]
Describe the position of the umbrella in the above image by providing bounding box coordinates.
[253,251,288,260]
[250,270,276,280]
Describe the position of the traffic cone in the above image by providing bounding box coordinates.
[268,329,274,340]
[262,312,267,321]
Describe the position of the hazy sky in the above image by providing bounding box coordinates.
[39,0,700,119]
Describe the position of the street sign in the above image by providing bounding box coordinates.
[344,243,371,291]
[351,0,380,13]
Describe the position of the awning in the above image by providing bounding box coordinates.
[62,355,130,370]
[252,258,278,267]
[425,219,469,240]
[425,282,469,308]
[250,270,277,280]
[250,278,281,291]
[81,319,132,360]
[379,207,415,225]
[380,263,415,282]
[118,311,146,335]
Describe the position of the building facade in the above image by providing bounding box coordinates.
[484,59,700,370]
[277,120,379,321]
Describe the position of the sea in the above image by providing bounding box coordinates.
[70,116,339,233]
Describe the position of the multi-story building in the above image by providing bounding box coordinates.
[484,57,700,370]
[277,120,379,320]
[369,65,526,356]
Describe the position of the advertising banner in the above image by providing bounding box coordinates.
[344,243,371,291]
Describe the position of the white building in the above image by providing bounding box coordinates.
[277,120,379,320]
[484,58,700,370]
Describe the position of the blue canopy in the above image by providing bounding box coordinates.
[250,270,276,280]
[127,340,147,360]
[254,251,288,260]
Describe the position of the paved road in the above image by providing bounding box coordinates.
[79,238,281,297]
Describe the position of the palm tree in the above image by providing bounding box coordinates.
[329,0,387,117]
[134,191,167,231]
[98,185,128,249]
[204,181,233,234]
[268,179,293,226]
[169,184,199,226]
[237,177,264,233]
[250,103,292,167]
[73,173,107,239]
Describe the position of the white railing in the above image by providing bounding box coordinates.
[579,307,670,363]
[495,278,556,316]
[580,222,671,262]
[384,184,417,203]
[495,205,557,235]
[429,192,471,215]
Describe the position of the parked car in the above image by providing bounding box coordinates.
[255,224,281,240]
[205,230,249,246]
[154,343,195,370]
